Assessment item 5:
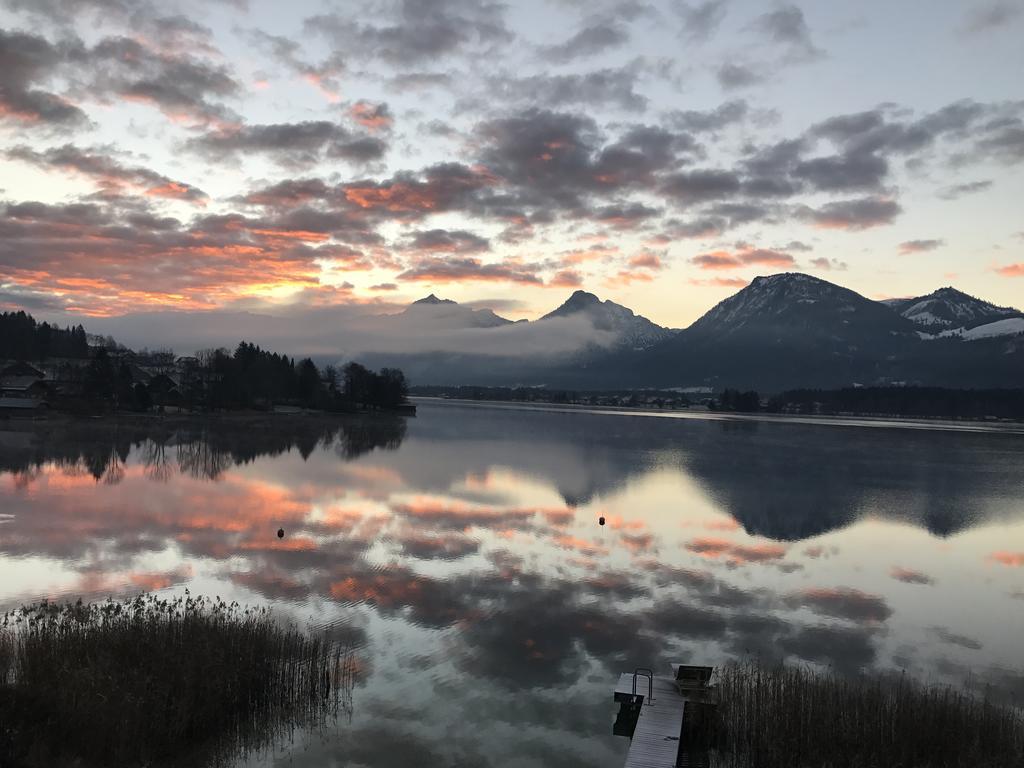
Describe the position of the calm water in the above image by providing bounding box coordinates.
[2,401,1023,766]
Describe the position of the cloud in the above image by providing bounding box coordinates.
[304,0,514,67]
[396,257,544,285]
[0,29,89,128]
[798,197,902,230]
[890,566,935,585]
[668,100,748,132]
[676,1,729,41]
[790,587,892,623]
[792,149,889,191]
[809,257,847,271]
[539,21,630,62]
[186,121,387,167]
[960,2,1024,35]
[994,264,1024,277]
[660,169,742,205]
[989,550,1024,565]
[350,101,393,132]
[752,4,824,62]
[938,180,993,199]
[5,144,207,203]
[931,626,982,650]
[690,247,795,270]
[684,536,788,564]
[627,252,663,270]
[486,68,648,111]
[716,62,766,90]
[899,239,944,254]
[404,229,491,254]
[550,270,583,288]
[246,29,344,100]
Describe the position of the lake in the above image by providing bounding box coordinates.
[1,400,1023,767]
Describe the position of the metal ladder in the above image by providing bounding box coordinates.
[632,667,654,705]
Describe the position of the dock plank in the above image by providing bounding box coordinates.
[615,675,686,768]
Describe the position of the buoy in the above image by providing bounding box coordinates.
[598,516,605,526]
[277,528,284,538]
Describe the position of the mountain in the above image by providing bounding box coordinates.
[688,273,914,343]
[623,273,1021,391]
[884,287,1022,331]
[401,294,513,328]
[539,290,676,350]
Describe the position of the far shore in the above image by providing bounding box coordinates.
[412,396,1024,434]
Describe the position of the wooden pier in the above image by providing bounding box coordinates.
[613,665,715,768]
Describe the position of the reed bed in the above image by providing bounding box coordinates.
[0,593,355,767]
[705,661,1024,768]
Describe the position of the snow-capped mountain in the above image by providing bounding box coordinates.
[401,294,513,328]
[883,287,1022,331]
[539,290,676,350]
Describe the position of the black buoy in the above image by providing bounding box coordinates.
[598,516,606,526]
[277,528,284,538]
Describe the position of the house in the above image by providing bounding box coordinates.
[0,376,51,399]
[0,361,45,378]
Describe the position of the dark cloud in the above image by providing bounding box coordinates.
[487,68,648,111]
[716,61,766,90]
[676,0,729,41]
[304,0,513,67]
[752,4,823,61]
[394,531,480,560]
[660,169,741,205]
[0,29,89,127]
[792,150,889,192]
[789,587,893,623]
[5,144,208,203]
[668,99,748,132]
[384,71,455,92]
[889,566,935,585]
[797,196,902,230]
[779,624,880,673]
[931,626,982,650]
[937,179,993,199]
[593,202,661,227]
[186,121,387,167]
[899,239,944,255]
[540,21,630,62]
[405,229,491,254]
[82,35,240,125]
[396,257,544,285]
[960,2,1024,35]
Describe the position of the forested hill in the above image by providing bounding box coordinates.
[0,311,90,360]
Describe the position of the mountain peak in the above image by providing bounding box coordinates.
[412,293,456,306]
[887,286,1021,330]
[540,290,675,350]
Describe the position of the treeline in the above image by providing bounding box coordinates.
[81,343,409,412]
[767,387,1024,421]
[0,311,90,361]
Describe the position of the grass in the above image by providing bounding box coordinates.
[0,593,355,767]
[698,661,1024,768]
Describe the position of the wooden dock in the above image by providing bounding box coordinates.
[613,672,687,768]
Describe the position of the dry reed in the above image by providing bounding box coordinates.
[705,660,1024,768]
[0,593,355,767]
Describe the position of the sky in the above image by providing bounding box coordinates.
[1,0,1022,338]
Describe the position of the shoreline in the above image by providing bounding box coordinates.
[411,396,1024,434]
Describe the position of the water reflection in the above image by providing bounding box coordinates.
[1,403,1023,767]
